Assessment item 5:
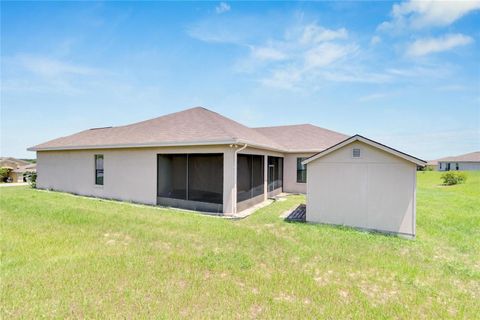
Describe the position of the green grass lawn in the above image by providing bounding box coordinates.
[1,172,479,318]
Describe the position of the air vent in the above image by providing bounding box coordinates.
[352,148,361,158]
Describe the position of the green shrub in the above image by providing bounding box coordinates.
[24,171,37,188]
[0,167,12,182]
[441,172,468,185]
[456,172,467,183]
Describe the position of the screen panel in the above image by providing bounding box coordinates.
[237,154,264,202]
[188,154,223,204]
[252,155,264,197]
[237,154,252,202]
[157,154,187,200]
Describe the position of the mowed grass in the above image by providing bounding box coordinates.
[1,172,479,318]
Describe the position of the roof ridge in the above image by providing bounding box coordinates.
[195,108,285,147]
[199,107,240,141]
[117,106,207,129]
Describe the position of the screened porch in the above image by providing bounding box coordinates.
[156,152,283,214]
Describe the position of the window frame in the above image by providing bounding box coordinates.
[296,157,307,183]
[94,154,104,186]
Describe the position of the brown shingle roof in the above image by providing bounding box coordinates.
[29,107,284,151]
[0,157,30,168]
[254,124,348,152]
[29,107,347,153]
[436,151,480,163]
[12,163,36,173]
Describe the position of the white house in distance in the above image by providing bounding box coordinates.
[29,107,425,238]
[302,135,426,238]
[430,152,480,171]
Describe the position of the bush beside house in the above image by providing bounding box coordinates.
[0,167,12,182]
[24,171,37,188]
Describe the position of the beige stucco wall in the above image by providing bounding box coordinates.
[9,172,24,183]
[36,144,320,214]
[37,145,237,213]
[306,141,416,237]
[283,153,314,194]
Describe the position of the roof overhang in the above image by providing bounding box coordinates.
[302,134,426,167]
[28,138,289,153]
[438,160,480,163]
[28,139,238,152]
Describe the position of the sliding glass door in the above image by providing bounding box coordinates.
[267,156,283,192]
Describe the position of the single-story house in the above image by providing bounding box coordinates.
[28,107,425,236]
[11,163,37,182]
[435,152,480,171]
[0,157,36,182]
[28,107,349,214]
[302,135,426,238]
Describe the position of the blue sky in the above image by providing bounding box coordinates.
[1,1,479,159]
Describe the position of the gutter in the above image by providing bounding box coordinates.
[232,143,248,214]
[28,139,326,155]
[27,139,238,152]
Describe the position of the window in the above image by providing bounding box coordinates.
[296,158,307,183]
[95,155,104,185]
[456,163,459,171]
[352,148,361,158]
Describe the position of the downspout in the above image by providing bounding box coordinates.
[232,143,248,214]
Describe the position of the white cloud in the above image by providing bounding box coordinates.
[188,19,404,89]
[379,0,480,30]
[16,55,98,78]
[304,43,355,68]
[260,67,302,90]
[406,33,473,56]
[215,2,230,14]
[370,36,381,45]
[242,23,360,89]
[250,46,287,61]
[299,25,348,44]
[1,54,103,95]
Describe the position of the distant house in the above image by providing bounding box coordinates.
[11,163,37,182]
[0,157,36,182]
[425,160,439,171]
[431,152,480,171]
[0,157,30,169]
